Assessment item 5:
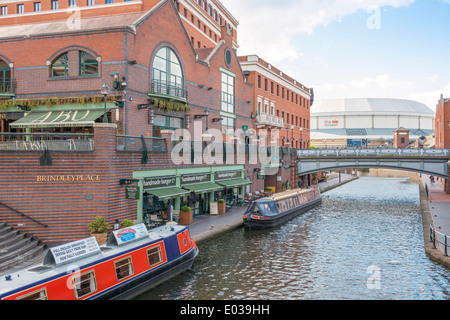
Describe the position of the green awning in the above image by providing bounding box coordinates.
[216,178,252,188]
[182,182,223,193]
[10,109,110,128]
[146,187,190,200]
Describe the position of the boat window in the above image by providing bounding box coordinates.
[73,270,97,299]
[257,201,278,216]
[16,288,48,300]
[115,256,134,281]
[147,245,163,267]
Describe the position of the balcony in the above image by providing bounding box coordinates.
[150,80,188,104]
[256,112,284,128]
[0,78,16,96]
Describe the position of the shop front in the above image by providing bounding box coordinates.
[133,165,252,224]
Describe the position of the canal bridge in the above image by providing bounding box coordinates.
[296,148,450,178]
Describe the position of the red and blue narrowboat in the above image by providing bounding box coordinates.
[243,187,322,229]
[0,223,198,300]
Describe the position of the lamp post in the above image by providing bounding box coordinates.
[101,83,110,123]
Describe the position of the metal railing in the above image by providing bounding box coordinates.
[430,225,449,256]
[0,78,16,93]
[256,113,284,128]
[116,135,168,153]
[151,80,188,101]
[0,133,94,151]
[0,201,48,228]
[297,148,450,157]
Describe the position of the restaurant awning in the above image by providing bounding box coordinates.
[145,187,190,200]
[216,178,252,188]
[10,109,110,128]
[182,182,223,193]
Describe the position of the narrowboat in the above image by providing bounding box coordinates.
[0,223,198,300]
[243,188,322,229]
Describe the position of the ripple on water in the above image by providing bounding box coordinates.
[136,177,450,300]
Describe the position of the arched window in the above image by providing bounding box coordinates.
[152,47,185,99]
[79,51,98,76]
[0,60,11,93]
[51,53,68,77]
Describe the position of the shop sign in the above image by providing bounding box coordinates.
[214,171,241,181]
[50,237,100,266]
[210,202,218,215]
[143,176,176,190]
[125,186,140,200]
[181,174,210,185]
[111,224,149,246]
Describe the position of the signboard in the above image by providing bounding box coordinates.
[143,176,176,190]
[214,171,241,181]
[324,120,339,127]
[111,224,149,246]
[125,186,140,200]
[210,202,218,215]
[181,174,211,185]
[50,237,101,266]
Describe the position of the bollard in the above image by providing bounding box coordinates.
[445,236,448,257]
[433,229,436,249]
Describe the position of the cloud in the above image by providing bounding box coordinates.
[224,0,415,63]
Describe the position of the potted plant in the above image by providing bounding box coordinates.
[264,187,273,196]
[120,219,134,229]
[88,216,110,245]
[312,173,319,185]
[217,199,226,215]
[179,206,193,225]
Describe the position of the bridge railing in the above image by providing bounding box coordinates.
[297,148,450,157]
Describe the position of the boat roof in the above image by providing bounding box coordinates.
[256,188,319,202]
[0,224,187,297]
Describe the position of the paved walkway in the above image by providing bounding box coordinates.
[421,175,450,255]
[189,174,358,244]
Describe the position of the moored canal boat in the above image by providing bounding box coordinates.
[0,224,198,300]
[243,188,322,229]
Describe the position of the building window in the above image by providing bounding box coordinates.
[221,72,235,113]
[147,245,163,267]
[0,60,12,93]
[257,75,261,89]
[69,0,76,8]
[17,4,24,14]
[115,257,134,281]
[51,53,69,77]
[79,51,98,76]
[34,2,41,12]
[73,271,97,299]
[153,115,183,137]
[221,116,235,143]
[106,0,113,3]
[1,6,7,15]
[152,47,184,99]
[51,0,58,10]
[87,0,95,5]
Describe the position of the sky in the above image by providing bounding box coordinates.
[221,0,450,111]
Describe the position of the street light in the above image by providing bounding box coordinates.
[101,83,110,123]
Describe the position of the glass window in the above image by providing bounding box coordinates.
[221,72,234,113]
[51,0,58,9]
[51,53,68,77]
[17,4,24,14]
[152,47,184,97]
[0,60,11,93]
[69,0,76,7]
[1,6,8,15]
[17,288,48,300]
[79,51,98,76]
[73,271,97,299]
[87,0,95,5]
[258,201,278,216]
[147,245,163,267]
[221,116,234,143]
[115,256,134,281]
[34,2,41,12]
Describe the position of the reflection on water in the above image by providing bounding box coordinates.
[136,177,450,300]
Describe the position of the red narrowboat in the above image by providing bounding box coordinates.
[0,224,198,300]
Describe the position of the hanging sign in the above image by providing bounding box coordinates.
[143,176,176,190]
[125,186,140,200]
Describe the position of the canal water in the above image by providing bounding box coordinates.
[136,177,450,300]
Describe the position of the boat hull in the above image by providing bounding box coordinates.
[244,197,322,230]
[100,246,198,300]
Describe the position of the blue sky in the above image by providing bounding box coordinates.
[223,0,450,111]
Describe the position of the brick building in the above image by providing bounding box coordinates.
[434,94,450,193]
[239,55,313,191]
[0,0,266,244]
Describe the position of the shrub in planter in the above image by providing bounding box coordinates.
[88,216,110,245]
[120,219,134,228]
[179,206,193,225]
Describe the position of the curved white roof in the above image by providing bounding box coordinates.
[311,98,434,116]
